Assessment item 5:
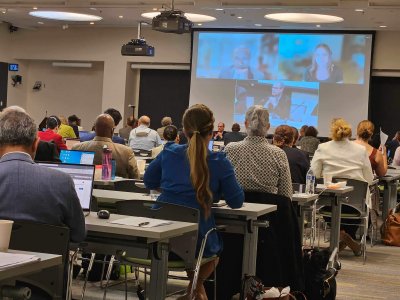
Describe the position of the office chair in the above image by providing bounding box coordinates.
[9,221,70,299]
[317,178,369,264]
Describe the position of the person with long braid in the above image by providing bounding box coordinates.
[144,104,244,299]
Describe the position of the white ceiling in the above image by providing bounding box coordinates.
[0,0,400,30]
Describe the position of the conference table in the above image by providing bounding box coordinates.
[92,189,277,278]
[78,212,198,300]
[379,169,400,221]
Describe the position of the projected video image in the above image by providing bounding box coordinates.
[234,81,319,128]
[196,32,369,85]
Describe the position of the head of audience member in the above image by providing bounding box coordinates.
[271,82,285,98]
[311,43,333,73]
[126,116,137,128]
[59,116,68,125]
[233,46,251,70]
[299,125,308,137]
[94,114,115,139]
[291,126,299,143]
[305,126,318,138]
[0,109,39,159]
[163,125,179,143]
[232,123,240,132]
[183,104,214,218]
[393,131,400,142]
[357,120,374,142]
[138,115,151,128]
[161,116,172,127]
[273,125,294,148]
[245,105,270,137]
[104,108,122,127]
[68,114,79,126]
[46,115,61,132]
[331,118,352,141]
[217,122,225,133]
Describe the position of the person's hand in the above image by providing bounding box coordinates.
[379,145,387,155]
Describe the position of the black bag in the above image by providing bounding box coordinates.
[303,248,339,300]
[81,253,120,282]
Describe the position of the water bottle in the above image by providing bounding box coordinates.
[305,168,315,194]
[101,145,112,180]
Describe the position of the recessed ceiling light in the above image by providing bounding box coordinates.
[90,7,97,11]
[316,24,321,28]
[141,12,216,22]
[29,11,103,22]
[90,22,94,25]
[33,7,38,10]
[38,21,44,24]
[379,25,387,28]
[237,16,243,19]
[355,9,364,12]
[118,15,123,19]
[215,8,224,11]
[264,13,343,24]
[254,23,262,27]
[152,8,158,11]
[1,10,5,14]
[197,23,202,26]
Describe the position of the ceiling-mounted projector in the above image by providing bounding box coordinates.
[121,38,154,56]
[152,10,192,34]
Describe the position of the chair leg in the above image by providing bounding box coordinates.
[124,264,128,300]
[81,253,96,300]
[102,255,115,300]
[213,260,217,300]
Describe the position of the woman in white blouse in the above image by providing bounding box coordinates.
[311,118,373,255]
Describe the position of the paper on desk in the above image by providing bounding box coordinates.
[110,216,172,228]
[0,252,40,270]
[380,128,388,147]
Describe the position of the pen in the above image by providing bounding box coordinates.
[138,222,150,227]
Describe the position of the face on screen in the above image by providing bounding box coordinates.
[314,46,331,68]
[233,47,250,70]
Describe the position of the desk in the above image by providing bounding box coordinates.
[315,186,354,252]
[291,193,319,242]
[93,177,136,187]
[379,170,400,221]
[91,189,277,278]
[79,213,197,300]
[0,250,62,282]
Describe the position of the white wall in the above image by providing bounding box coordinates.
[373,31,400,71]
[25,60,104,130]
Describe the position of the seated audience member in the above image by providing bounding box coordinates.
[387,131,400,161]
[291,126,299,148]
[129,115,162,151]
[156,116,173,139]
[38,115,67,152]
[119,116,136,140]
[68,114,81,138]
[58,115,77,139]
[311,118,373,255]
[144,104,244,299]
[178,127,188,145]
[298,125,320,155]
[274,125,310,184]
[295,124,308,146]
[225,106,303,293]
[80,108,125,145]
[213,122,227,141]
[152,125,180,158]
[35,141,61,162]
[73,114,139,179]
[223,123,247,145]
[0,108,86,242]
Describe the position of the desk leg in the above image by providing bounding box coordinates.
[383,182,391,222]
[299,207,305,245]
[149,242,169,300]
[330,197,342,253]
[242,223,258,277]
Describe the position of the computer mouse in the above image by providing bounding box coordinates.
[97,209,110,219]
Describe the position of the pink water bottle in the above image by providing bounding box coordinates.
[102,145,112,180]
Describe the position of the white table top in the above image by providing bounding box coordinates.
[0,250,62,282]
[94,177,137,186]
[291,193,319,204]
[92,189,277,219]
[85,212,198,241]
[315,185,354,195]
[379,170,400,181]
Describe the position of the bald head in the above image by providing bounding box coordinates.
[138,116,150,127]
[95,114,115,138]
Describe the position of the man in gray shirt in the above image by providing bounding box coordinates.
[0,108,86,242]
[129,115,162,151]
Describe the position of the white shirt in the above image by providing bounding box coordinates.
[128,124,162,151]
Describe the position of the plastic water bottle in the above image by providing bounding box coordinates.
[102,145,112,180]
[305,168,315,194]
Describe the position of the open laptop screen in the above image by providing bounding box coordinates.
[37,162,94,211]
[60,149,95,165]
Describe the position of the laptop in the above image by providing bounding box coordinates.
[60,149,95,165]
[208,140,214,151]
[37,162,95,212]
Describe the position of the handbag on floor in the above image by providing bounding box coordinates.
[382,205,400,247]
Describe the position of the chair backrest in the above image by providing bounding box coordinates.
[333,178,369,214]
[9,221,70,263]
[114,180,149,193]
[133,149,152,157]
[116,200,199,269]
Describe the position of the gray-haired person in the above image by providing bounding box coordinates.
[157,116,173,138]
[0,109,86,242]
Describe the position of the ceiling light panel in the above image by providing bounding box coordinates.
[29,11,102,22]
[265,13,343,23]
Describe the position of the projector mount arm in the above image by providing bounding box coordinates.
[137,21,150,40]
